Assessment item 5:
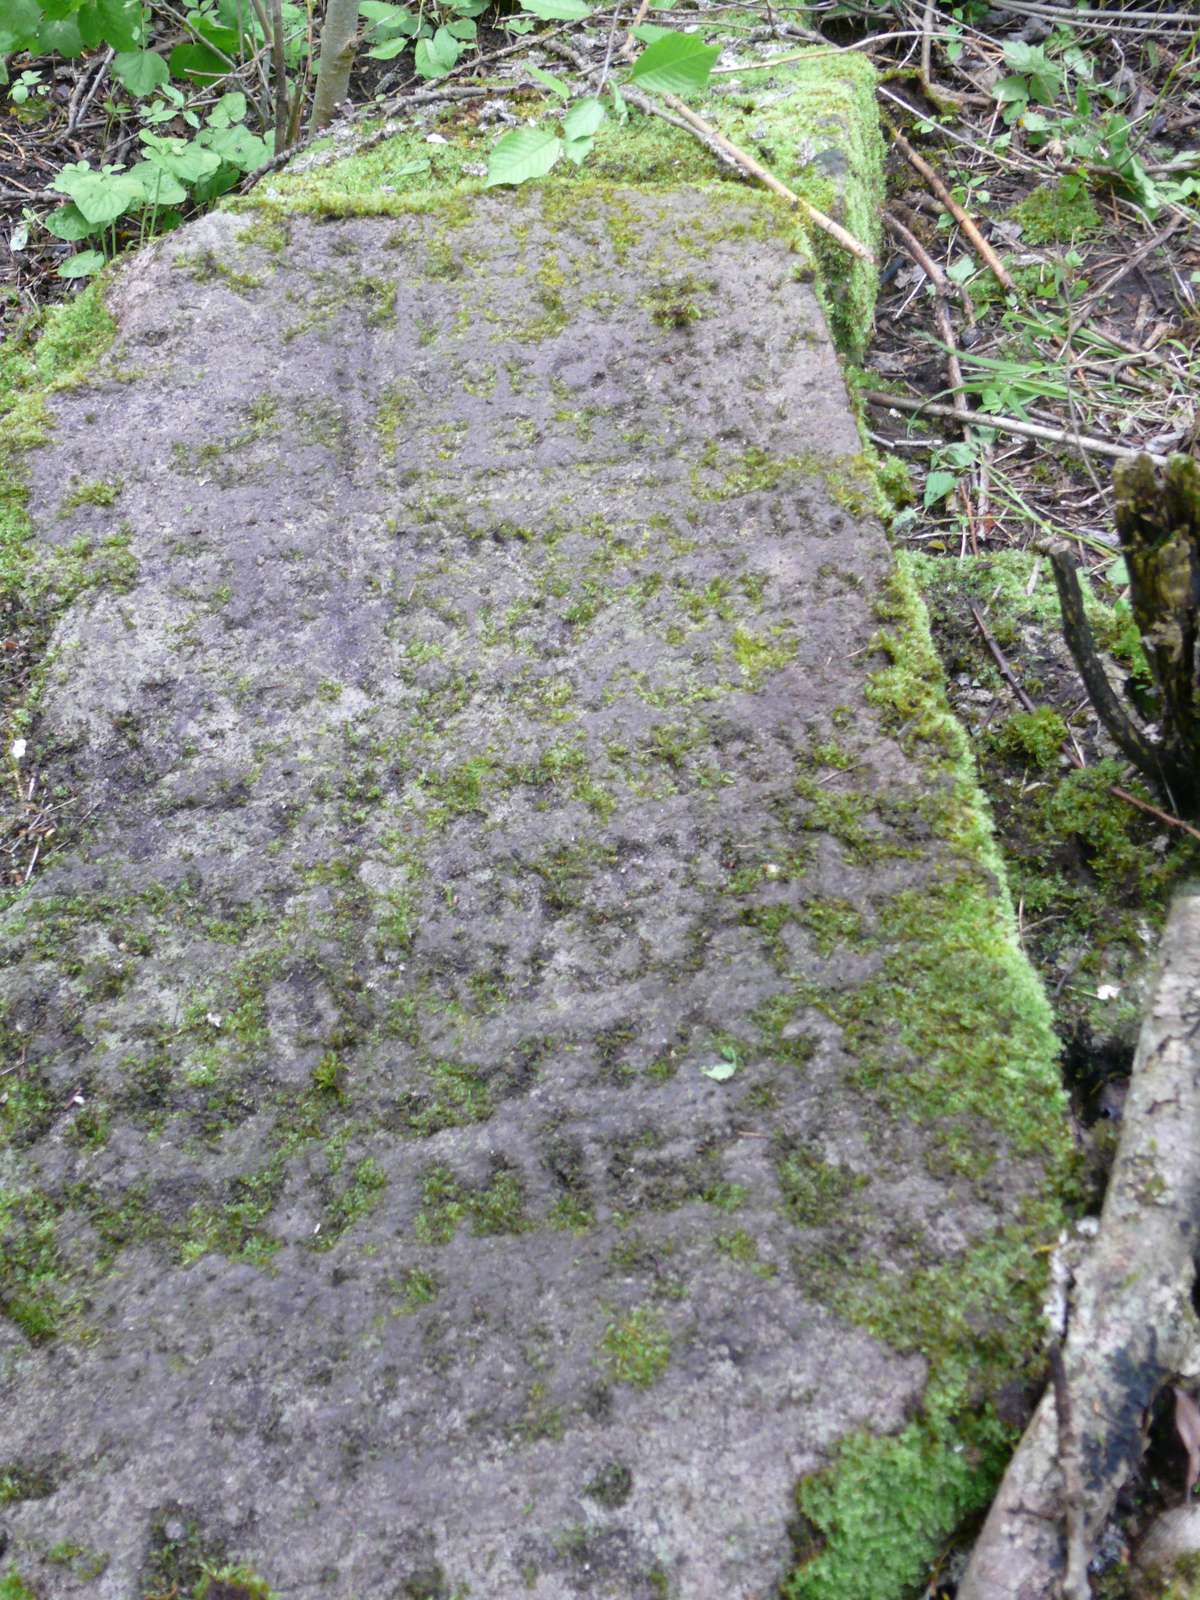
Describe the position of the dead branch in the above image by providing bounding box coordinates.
[885,119,1015,291]
[864,390,1169,464]
[959,883,1200,1600]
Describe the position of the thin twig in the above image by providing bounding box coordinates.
[883,210,970,310]
[620,0,651,61]
[655,90,876,264]
[65,48,114,137]
[864,390,1168,465]
[886,119,1015,291]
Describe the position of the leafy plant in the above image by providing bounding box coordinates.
[485,28,718,188]
[41,89,269,274]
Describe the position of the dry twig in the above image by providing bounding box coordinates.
[886,119,1015,291]
[655,91,876,264]
[865,390,1169,464]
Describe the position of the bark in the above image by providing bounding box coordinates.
[958,884,1200,1600]
[310,0,361,132]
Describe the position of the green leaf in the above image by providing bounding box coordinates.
[86,0,145,52]
[446,18,476,39]
[59,249,107,279]
[191,163,241,204]
[35,15,86,56]
[413,26,461,78]
[504,15,535,30]
[484,127,563,187]
[609,81,628,124]
[923,470,957,509]
[197,122,270,171]
[43,202,101,242]
[139,130,222,184]
[50,160,145,225]
[1002,39,1060,104]
[700,1060,737,1082]
[561,95,605,141]
[945,255,975,285]
[519,0,591,17]
[562,136,593,166]
[0,0,42,53]
[111,49,169,95]
[185,9,240,53]
[360,0,419,32]
[168,41,230,81]
[206,89,247,127]
[628,30,719,95]
[632,22,672,41]
[366,35,411,58]
[216,0,264,29]
[528,64,571,100]
[125,160,189,205]
[392,158,431,177]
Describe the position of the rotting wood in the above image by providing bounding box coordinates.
[959,883,1200,1600]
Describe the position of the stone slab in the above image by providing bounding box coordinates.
[0,185,1065,1599]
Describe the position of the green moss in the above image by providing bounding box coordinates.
[400,1058,491,1136]
[181,1166,283,1266]
[584,1460,633,1509]
[777,1149,867,1226]
[1136,1553,1200,1600]
[316,1154,387,1249]
[45,1543,108,1581]
[1009,175,1101,245]
[600,1304,670,1387]
[988,707,1067,770]
[392,1266,439,1312]
[785,1414,1005,1600]
[791,1201,1061,1600]
[797,898,862,956]
[194,1565,279,1599]
[0,283,119,741]
[0,1463,54,1503]
[413,1163,528,1244]
[767,554,1073,1595]
[59,475,122,510]
[0,1573,40,1600]
[0,1188,71,1342]
[731,624,796,688]
[235,215,289,252]
[230,45,880,358]
[714,1227,776,1277]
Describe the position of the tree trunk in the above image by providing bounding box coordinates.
[310,0,361,133]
